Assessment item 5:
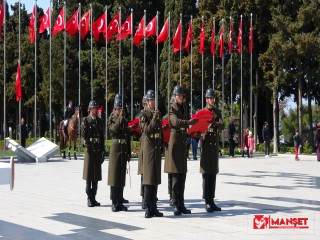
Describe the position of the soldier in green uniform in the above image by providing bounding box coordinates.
[107,98,131,212]
[140,90,163,218]
[165,86,198,215]
[200,88,224,212]
[82,100,105,207]
[163,96,174,206]
[138,95,148,209]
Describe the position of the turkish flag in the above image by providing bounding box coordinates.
[92,12,106,41]
[187,110,214,136]
[52,8,64,36]
[219,25,224,58]
[249,19,254,54]
[162,119,171,143]
[146,16,156,37]
[156,18,168,44]
[116,14,131,40]
[134,16,145,46]
[15,61,22,102]
[128,118,141,136]
[66,9,79,36]
[237,19,242,54]
[0,1,4,38]
[39,7,50,34]
[106,12,119,41]
[229,21,232,54]
[210,21,215,55]
[29,5,36,43]
[199,21,205,55]
[173,20,182,53]
[80,10,90,40]
[184,20,192,54]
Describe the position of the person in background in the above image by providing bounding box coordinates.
[315,124,320,162]
[241,128,249,158]
[20,118,28,148]
[228,117,236,158]
[262,121,271,157]
[186,136,191,160]
[293,129,302,161]
[191,136,200,160]
[248,131,255,157]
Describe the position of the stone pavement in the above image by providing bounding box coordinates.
[0,153,319,240]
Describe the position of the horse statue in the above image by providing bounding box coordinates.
[59,107,81,160]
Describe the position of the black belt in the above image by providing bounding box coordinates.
[171,129,186,134]
[89,138,100,143]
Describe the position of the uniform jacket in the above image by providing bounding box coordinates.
[82,115,104,181]
[200,106,224,175]
[107,112,131,187]
[165,102,190,173]
[140,108,162,185]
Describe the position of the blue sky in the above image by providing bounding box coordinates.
[7,0,49,13]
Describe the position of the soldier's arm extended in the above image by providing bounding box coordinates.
[108,115,121,134]
[169,109,190,129]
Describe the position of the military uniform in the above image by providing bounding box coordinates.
[138,108,145,207]
[107,109,131,212]
[140,106,163,218]
[166,100,193,215]
[82,101,105,207]
[162,113,172,202]
[200,89,224,212]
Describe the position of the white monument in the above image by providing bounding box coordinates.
[5,137,59,163]
[0,157,14,190]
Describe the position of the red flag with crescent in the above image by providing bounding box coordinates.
[116,14,131,40]
[134,16,145,46]
[199,20,205,55]
[145,16,156,37]
[156,18,168,44]
[39,7,50,34]
[106,12,119,41]
[184,20,192,54]
[173,20,182,53]
[52,8,65,36]
[92,12,106,41]
[80,10,90,40]
[15,61,22,102]
[29,5,36,43]
[66,9,79,36]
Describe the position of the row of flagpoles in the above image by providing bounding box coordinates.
[0,1,254,146]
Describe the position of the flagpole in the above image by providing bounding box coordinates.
[18,0,21,142]
[167,12,170,114]
[212,17,215,90]
[119,7,122,96]
[49,0,52,140]
[63,1,66,114]
[201,16,204,109]
[143,9,146,94]
[3,0,6,141]
[130,8,133,120]
[90,3,93,99]
[240,15,243,143]
[34,1,38,139]
[105,6,108,146]
[250,13,253,130]
[230,16,233,118]
[179,12,182,85]
[155,11,159,110]
[78,3,81,152]
[190,15,193,116]
[221,18,225,149]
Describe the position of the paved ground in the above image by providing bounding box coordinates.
[0,153,319,240]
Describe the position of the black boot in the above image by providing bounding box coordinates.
[152,204,163,217]
[205,199,214,213]
[173,205,181,216]
[111,200,119,212]
[91,196,100,207]
[87,196,94,207]
[145,206,153,218]
[178,202,191,214]
[141,198,146,209]
[117,203,128,211]
[74,152,77,160]
[211,200,221,211]
[122,198,129,204]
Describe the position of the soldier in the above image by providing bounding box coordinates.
[82,100,105,207]
[200,88,224,212]
[107,98,131,212]
[138,95,148,209]
[139,90,163,218]
[64,100,75,135]
[165,86,198,215]
[163,96,174,206]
